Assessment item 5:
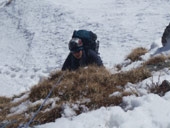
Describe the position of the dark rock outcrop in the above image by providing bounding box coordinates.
[151,80,170,96]
[162,23,170,47]
[159,80,170,96]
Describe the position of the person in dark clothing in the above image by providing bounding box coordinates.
[162,23,170,47]
[62,38,103,71]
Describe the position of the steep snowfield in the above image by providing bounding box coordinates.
[0,0,170,96]
[0,0,170,127]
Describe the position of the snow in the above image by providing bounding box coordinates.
[0,0,170,96]
[36,93,170,128]
[8,97,60,117]
[0,0,170,127]
[109,91,122,97]
[61,104,78,118]
[9,100,31,117]
[12,93,29,103]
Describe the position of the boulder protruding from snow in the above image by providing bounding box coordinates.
[160,80,170,89]
[162,23,170,47]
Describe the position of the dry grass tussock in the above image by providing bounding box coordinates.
[0,97,11,120]
[0,92,29,123]
[0,96,11,104]
[126,47,148,62]
[0,65,152,127]
[116,47,148,70]
[144,55,167,65]
[30,66,122,105]
[112,67,151,86]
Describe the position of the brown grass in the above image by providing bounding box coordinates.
[0,96,28,125]
[1,65,151,127]
[0,96,11,104]
[3,47,170,128]
[144,55,167,65]
[30,66,119,102]
[126,47,148,62]
[33,106,62,125]
[0,96,11,122]
[112,67,151,86]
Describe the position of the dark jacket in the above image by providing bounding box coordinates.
[162,23,170,47]
[62,49,103,71]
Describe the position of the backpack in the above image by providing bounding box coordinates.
[72,30,99,54]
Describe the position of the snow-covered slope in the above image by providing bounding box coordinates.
[0,0,169,96]
[0,0,170,127]
[0,0,170,96]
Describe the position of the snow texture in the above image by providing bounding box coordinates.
[0,0,170,127]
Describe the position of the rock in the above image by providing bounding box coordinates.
[158,80,170,96]
[160,80,170,88]
[162,23,170,47]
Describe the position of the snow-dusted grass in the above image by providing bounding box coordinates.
[0,65,152,127]
[1,44,170,128]
[35,93,170,128]
[144,55,167,66]
[0,96,11,104]
[126,47,148,62]
[0,0,170,97]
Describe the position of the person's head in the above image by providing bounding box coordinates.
[69,38,83,59]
